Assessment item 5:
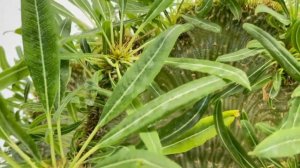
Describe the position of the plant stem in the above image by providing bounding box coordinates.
[72,143,102,168]
[46,110,57,168]
[56,119,66,166]
[119,2,125,46]
[69,124,102,167]
[130,38,154,56]
[124,23,146,52]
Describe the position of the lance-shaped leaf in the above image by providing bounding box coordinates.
[255,122,276,136]
[99,24,193,126]
[274,0,289,17]
[139,131,162,154]
[0,96,40,160]
[292,19,300,52]
[94,149,181,168]
[99,76,229,147]
[255,4,290,26]
[182,15,221,33]
[243,23,300,82]
[165,58,251,90]
[195,0,213,17]
[158,96,210,144]
[214,100,257,168]
[249,127,300,158]
[292,85,300,98]
[58,19,72,100]
[144,0,174,24]
[51,1,89,30]
[0,47,10,70]
[222,0,242,20]
[281,97,300,129]
[216,48,264,62]
[22,0,60,111]
[162,111,238,155]
[0,60,29,91]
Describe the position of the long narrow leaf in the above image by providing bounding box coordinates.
[159,96,210,144]
[162,111,237,155]
[216,48,264,62]
[95,149,181,168]
[99,76,228,147]
[255,4,290,25]
[292,85,300,98]
[144,0,174,24]
[214,100,257,168]
[0,47,10,70]
[99,24,193,126]
[139,131,162,154]
[281,97,300,129]
[243,23,300,82]
[249,127,300,158]
[182,15,221,33]
[292,19,300,52]
[0,60,29,91]
[0,96,40,160]
[22,0,60,110]
[222,0,242,20]
[165,58,251,90]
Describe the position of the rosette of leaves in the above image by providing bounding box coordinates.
[0,0,299,168]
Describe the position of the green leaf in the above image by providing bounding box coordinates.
[0,96,41,160]
[216,48,264,62]
[0,46,10,70]
[181,15,221,33]
[292,19,300,52]
[92,0,114,21]
[243,23,300,82]
[99,76,228,147]
[0,60,29,91]
[69,0,101,26]
[274,0,289,17]
[269,70,282,99]
[292,85,300,98]
[99,24,193,126]
[195,0,213,17]
[255,122,276,136]
[144,0,174,24]
[250,127,300,158]
[162,111,237,155]
[281,97,300,129]
[165,57,251,90]
[241,120,259,147]
[214,100,257,168]
[59,19,72,100]
[22,0,60,111]
[0,151,21,168]
[159,96,211,144]
[125,0,149,13]
[255,4,290,26]
[51,1,90,30]
[94,149,181,168]
[139,131,162,154]
[222,0,242,20]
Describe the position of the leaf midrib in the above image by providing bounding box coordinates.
[0,66,27,81]
[34,0,50,111]
[163,125,213,149]
[166,60,248,87]
[161,97,208,141]
[101,77,221,145]
[102,26,179,122]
